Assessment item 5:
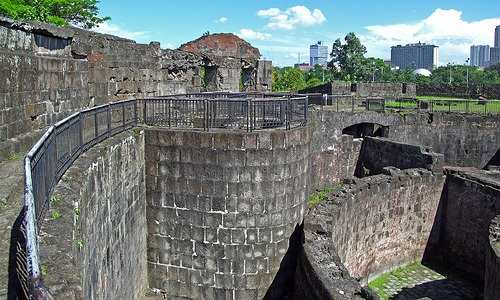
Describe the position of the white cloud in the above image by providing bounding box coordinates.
[363,9,500,64]
[216,17,228,23]
[257,6,326,30]
[92,22,149,40]
[237,29,272,41]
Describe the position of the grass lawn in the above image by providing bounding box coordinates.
[385,98,500,113]
[416,95,500,101]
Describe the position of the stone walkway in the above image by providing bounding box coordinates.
[0,157,25,298]
[369,262,481,300]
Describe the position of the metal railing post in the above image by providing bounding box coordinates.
[78,113,84,152]
[107,103,112,137]
[247,98,251,132]
[143,99,147,125]
[204,99,208,131]
[287,95,291,130]
[122,103,126,127]
[134,100,138,125]
[304,96,308,125]
[168,99,172,128]
[94,111,98,138]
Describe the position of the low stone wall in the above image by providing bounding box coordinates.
[39,130,147,299]
[308,109,500,174]
[144,128,310,299]
[417,83,500,99]
[331,169,445,284]
[299,81,416,99]
[388,112,500,168]
[429,167,500,282]
[355,137,444,176]
[485,215,500,300]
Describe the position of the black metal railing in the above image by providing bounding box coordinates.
[319,94,500,114]
[12,93,308,299]
[142,96,307,131]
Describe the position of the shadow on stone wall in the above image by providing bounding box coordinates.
[485,149,500,170]
[263,223,303,300]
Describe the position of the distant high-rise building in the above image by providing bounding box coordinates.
[310,41,328,67]
[495,25,500,48]
[491,26,500,66]
[390,42,439,71]
[470,45,490,67]
[491,48,500,66]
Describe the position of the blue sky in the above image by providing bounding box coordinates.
[95,1,500,66]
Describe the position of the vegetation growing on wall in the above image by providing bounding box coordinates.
[308,184,342,207]
[0,0,109,28]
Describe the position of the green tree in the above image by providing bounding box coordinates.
[272,67,306,92]
[304,64,337,85]
[363,57,392,82]
[328,32,367,81]
[0,0,109,28]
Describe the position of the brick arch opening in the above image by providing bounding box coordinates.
[342,123,389,138]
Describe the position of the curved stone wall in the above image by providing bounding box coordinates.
[485,215,500,300]
[331,169,445,283]
[144,128,310,299]
[39,130,147,299]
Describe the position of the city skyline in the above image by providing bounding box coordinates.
[94,1,500,66]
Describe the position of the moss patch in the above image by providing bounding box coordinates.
[308,183,342,207]
[368,261,445,300]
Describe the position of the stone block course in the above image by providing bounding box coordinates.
[145,128,309,299]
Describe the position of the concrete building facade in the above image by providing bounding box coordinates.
[309,41,328,67]
[391,42,439,71]
[491,48,500,66]
[495,25,500,48]
[470,45,490,67]
[490,25,500,66]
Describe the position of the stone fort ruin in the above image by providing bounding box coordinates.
[0,17,499,300]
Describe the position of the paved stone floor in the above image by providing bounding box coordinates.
[369,262,481,300]
[0,157,25,298]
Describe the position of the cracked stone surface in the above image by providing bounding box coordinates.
[0,157,25,298]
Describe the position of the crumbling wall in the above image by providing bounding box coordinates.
[144,128,310,299]
[0,17,204,161]
[71,28,203,105]
[0,18,89,159]
[39,130,147,299]
[179,33,271,92]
